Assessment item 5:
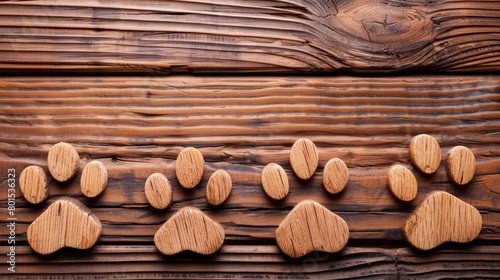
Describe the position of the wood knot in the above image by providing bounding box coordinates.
[332,2,434,48]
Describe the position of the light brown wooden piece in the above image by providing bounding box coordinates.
[206,170,232,206]
[175,147,205,189]
[80,160,108,198]
[322,158,349,194]
[446,146,476,185]
[154,206,225,255]
[261,163,289,200]
[403,191,482,251]
[276,200,349,258]
[409,134,441,174]
[27,197,102,255]
[290,138,319,180]
[387,165,418,202]
[47,142,80,182]
[19,165,48,204]
[144,173,172,210]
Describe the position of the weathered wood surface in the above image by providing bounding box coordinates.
[3,245,500,279]
[0,0,499,74]
[0,76,499,278]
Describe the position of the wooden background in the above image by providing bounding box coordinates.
[1,1,499,279]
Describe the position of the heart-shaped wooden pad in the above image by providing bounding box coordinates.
[276,200,349,258]
[403,191,482,250]
[154,207,225,255]
[27,197,102,255]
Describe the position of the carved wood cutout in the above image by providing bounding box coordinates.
[154,207,225,255]
[27,197,102,255]
[403,191,482,251]
[276,200,349,258]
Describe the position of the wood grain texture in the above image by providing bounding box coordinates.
[4,245,500,279]
[0,75,499,277]
[0,0,498,74]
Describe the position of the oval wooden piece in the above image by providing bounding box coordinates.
[322,158,349,194]
[409,134,441,174]
[206,170,232,206]
[276,200,349,258]
[403,191,482,251]
[261,163,289,200]
[47,142,80,182]
[175,147,205,189]
[446,146,476,185]
[387,165,417,202]
[19,165,49,204]
[80,160,108,198]
[145,173,173,210]
[154,206,225,255]
[290,138,319,180]
[27,197,102,255]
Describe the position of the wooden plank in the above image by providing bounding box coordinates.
[2,245,499,279]
[0,76,499,277]
[0,75,498,241]
[4,245,399,279]
[0,0,498,74]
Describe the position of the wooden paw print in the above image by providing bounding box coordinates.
[22,142,108,254]
[265,138,350,258]
[387,134,482,250]
[145,147,230,255]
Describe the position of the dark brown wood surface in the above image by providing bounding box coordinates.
[0,0,499,74]
[0,76,499,278]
